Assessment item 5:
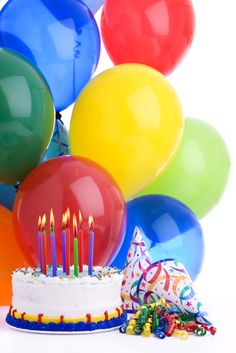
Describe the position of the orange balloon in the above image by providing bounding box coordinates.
[0,206,30,305]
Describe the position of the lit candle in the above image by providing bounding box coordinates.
[73,214,79,278]
[88,216,94,276]
[66,208,71,276]
[78,210,84,273]
[41,214,47,275]
[38,216,43,273]
[50,209,57,277]
[62,213,66,273]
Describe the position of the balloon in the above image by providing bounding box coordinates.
[0,206,29,305]
[83,0,104,14]
[101,0,195,75]
[70,64,184,200]
[0,184,16,210]
[0,0,100,111]
[0,49,54,184]
[111,195,204,281]
[41,119,70,163]
[137,118,231,219]
[13,156,126,267]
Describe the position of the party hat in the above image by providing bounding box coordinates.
[121,227,152,313]
[137,259,211,324]
[121,227,211,324]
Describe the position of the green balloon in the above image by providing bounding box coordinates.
[0,49,54,184]
[137,118,231,218]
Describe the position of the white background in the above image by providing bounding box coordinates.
[0,0,236,352]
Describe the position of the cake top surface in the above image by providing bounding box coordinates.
[12,265,123,285]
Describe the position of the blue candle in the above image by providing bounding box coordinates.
[88,216,94,276]
[50,209,57,277]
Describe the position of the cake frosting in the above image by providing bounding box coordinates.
[7,265,126,332]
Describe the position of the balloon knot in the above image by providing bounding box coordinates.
[56,112,63,123]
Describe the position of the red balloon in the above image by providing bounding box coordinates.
[13,156,126,267]
[101,0,195,75]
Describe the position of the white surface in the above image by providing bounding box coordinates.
[0,0,236,351]
[0,305,235,353]
[12,266,122,317]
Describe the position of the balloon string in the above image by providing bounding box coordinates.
[56,111,63,122]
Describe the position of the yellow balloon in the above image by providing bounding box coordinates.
[70,64,184,199]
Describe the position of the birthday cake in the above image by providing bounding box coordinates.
[6,265,126,333]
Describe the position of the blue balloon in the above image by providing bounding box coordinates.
[41,119,70,163]
[0,184,16,210]
[111,195,204,281]
[82,0,104,14]
[0,0,100,111]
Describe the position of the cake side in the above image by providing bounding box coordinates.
[12,266,124,318]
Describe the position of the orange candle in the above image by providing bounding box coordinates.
[78,210,84,273]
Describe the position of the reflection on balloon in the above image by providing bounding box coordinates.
[111,195,204,281]
[70,64,184,200]
[0,0,100,111]
[0,49,54,184]
[41,119,70,163]
[137,118,231,218]
[101,0,195,75]
[0,206,29,305]
[13,156,126,267]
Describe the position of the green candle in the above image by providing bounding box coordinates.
[74,237,79,277]
[73,214,79,277]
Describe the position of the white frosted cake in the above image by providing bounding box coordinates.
[6,265,126,333]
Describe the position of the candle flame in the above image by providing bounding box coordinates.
[62,213,66,229]
[41,214,46,231]
[73,214,78,237]
[66,207,70,226]
[78,210,83,229]
[88,216,94,230]
[63,213,68,229]
[38,216,42,231]
[50,209,55,229]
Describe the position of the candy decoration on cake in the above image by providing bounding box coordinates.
[119,299,216,340]
[122,228,211,325]
[121,227,152,313]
